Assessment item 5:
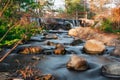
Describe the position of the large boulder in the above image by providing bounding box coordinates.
[83,39,105,54]
[66,54,88,71]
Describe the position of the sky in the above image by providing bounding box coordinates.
[53,0,65,9]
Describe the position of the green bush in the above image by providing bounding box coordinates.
[0,22,42,47]
[100,18,120,33]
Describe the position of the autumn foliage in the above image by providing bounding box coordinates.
[111,7,120,29]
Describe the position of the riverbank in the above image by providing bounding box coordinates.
[68,27,119,46]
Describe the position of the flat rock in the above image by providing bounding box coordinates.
[83,39,105,54]
[102,63,120,78]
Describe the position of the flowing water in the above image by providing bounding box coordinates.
[0,29,120,80]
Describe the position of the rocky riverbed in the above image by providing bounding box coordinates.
[0,28,120,80]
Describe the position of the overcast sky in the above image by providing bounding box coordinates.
[53,0,65,9]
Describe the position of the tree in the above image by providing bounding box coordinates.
[65,0,84,19]
[0,0,43,47]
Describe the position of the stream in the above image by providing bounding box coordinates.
[0,29,120,80]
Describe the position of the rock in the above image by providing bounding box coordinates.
[11,78,24,80]
[55,43,64,48]
[18,46,43,54]
[46,41,56,46]
[83,39,105,54]
[68,28,78,37]
[94,21,102,29]
[36,74,55,80]
[45,34,58,39]
[32,56,41,60]
[54,43,66,55]
[66,54,88,71]
[54,48,66,55]
[70,39,83,46]
[68,27,118,46]
[102,63,120,78]
[111,41,120,56]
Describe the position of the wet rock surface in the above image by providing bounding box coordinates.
[0,29,120,80]
[102,63,120,78]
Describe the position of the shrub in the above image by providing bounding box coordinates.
[101,18,113,33]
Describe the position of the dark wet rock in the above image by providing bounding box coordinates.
[83,39,105,54]
[54,44,66,55]
[102,63,120,78]
[66,54,88,71]
[18,46,43,54]
[70,39,83,46]
[46,41,56,46]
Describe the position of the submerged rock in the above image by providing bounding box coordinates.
[54,43,66,55]
[18,46,43,54]
[83,39,105,54]
[70,39,83,46]
[102,63,120,78]
[66,54,88,71]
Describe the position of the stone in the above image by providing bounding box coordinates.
[66,54,88,71]
[54,48,66,55]
[70,39,83,46]
[45,34,58,39]
[68,27,118,46]
[32,56,41,60]
[68,28,78,37]
[55,43,64,48]
[12,78,24,80]
[54,43,66,55]
[111,41,120,57]
[35,74,55,80]
[83,39,105,54]
[46,41,56,46]
[102,63,120,78]
[18,46,43,54]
